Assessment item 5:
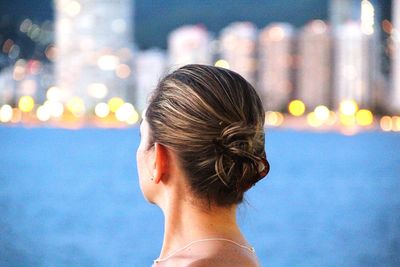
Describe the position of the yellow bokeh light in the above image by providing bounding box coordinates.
[214,59,230,69]
[314,105,330,121]
[307,112,323,127]
[380,116,392,131]
[66,97,85,116]
[339,113,356,126]
[95,102,110,118]
[393,116,400,132]
[108,97,124,113]
[0,104,13,123]
[356,109,374,126]
[339,99,358,116]
[36,105,51,122]
[264,111,284,127]
[18,95,35,113]
[288,100,306,117]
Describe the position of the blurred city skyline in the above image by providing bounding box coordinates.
[0,0,399,133]
[0,0,392,49]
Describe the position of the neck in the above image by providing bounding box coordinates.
[157,191,245,259]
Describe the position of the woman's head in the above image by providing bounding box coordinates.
[139,64,269,207]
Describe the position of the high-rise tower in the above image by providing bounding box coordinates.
[54,0,134,111]
[135,49,166,112]
[168,25,212,69]
[331,0,381,110]
[297,20,332,109]
[219,22,257,86]
[258,23,294,111]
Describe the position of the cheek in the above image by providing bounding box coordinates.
[136,135,148,178]
[136,146,153,202]
[136,147,146,184]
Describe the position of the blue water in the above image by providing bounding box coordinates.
[0,126,399,267]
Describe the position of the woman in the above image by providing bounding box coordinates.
[136,64,270,267]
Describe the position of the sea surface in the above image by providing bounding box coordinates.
[0,126,399,267]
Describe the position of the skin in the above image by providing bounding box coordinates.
[137,117,260,267]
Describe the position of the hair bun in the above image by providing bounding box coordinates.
[214,121,269,193]
[146,64,268,206]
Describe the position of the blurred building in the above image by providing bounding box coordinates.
[393,0,400,113]
[219,22,257,85]
[168,25,212,69]
[333,22,368,107]
[258,23,294,111]
[54,0,134,109]
[297,20,332,109]
[0,66,14,104]
[135,49,166,112]
[332,0,381,110]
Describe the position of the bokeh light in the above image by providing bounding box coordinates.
[13,65,26,81]
[265,111,284,127]
[64,1,81,17]
[87,83,108,99]
[66,97,85,116]
[108,97,124,113]
[214,59,230,69]
[393,116,400,132]
[380,116,392,131]
[45,45,57,61]
[326,111,338,126]
[18,96,35,113]
[361,0,375,35]
[339,99,358,116]
[115,64,131,79]
[288,100,306,116]
[46,86,62,102]
[36,105,51,121]
[307,112,323,127]
[115,103,135,122]
[314,105,330,122]
[97,55,119,70]
[44,100,64,118]
[356,109,374,126]
[339,113,356,126]
[127,108,140,125]
[0,105,13,123]
[95,102,110,118]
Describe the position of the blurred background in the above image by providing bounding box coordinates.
[0,0,399,266]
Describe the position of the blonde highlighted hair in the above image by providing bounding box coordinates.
[146,64,269,206]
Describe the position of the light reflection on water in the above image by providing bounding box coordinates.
[0,126,399,266]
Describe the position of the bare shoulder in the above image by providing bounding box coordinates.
[186,256,258,267]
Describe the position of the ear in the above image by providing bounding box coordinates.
[153,143,169,184]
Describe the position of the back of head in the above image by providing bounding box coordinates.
[146,64,269,206]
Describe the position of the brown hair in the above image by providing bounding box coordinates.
[146,64,269,206]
